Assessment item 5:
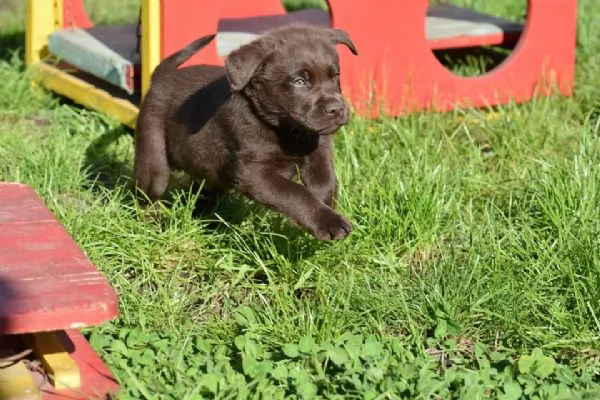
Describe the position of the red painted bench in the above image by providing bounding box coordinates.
[0,182,119,399]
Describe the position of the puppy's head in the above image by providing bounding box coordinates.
[225,25,358,136]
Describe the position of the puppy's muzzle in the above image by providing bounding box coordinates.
[324,100,345,118]
[322,99,349,126]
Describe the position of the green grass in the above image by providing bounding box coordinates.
[1,0,600,398]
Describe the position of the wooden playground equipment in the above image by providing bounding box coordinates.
[25,0,577,126]
[0,183,119,399]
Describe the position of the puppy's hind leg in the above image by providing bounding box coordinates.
[133,119,171,202]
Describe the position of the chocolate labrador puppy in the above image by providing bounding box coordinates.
[134,25,357,240]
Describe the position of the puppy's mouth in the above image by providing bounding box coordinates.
[315,124,344,136]
[288,115,347,136]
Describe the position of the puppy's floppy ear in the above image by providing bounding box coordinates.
[225,41,268,91]
[328,29,358,55]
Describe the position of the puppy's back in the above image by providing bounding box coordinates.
[169,66,231,132]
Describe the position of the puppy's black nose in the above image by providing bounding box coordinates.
[325,101,345,118]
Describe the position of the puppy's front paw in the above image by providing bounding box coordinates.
[312,207,352,241]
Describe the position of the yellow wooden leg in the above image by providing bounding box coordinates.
[30,63,140,128]
[141,0,162,98]
[26,332,80,390]
[0,360,40,400]
[26,0,63,66]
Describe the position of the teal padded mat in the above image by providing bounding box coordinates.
[48,24,140,94]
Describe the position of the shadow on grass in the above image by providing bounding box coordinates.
[82,125,134,192]
[196,194,321,265]
[0,30,24,61]
[80,126,318,258]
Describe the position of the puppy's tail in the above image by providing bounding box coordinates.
[151,34,216,81]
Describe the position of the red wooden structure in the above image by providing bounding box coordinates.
[38,0,577,119]
[331,0,577,116]
[0,183,119,399]
[155,0,578,116]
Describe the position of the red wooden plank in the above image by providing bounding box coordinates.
[61,0,93,29]
[429,32,520,50]
[161,0,286,67]
[0,184,57,224]
[427,3,523,49]
[0,183,118,335]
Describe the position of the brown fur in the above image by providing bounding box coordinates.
[134,25,358,240]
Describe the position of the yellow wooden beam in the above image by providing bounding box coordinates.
[25,332,80,390]
[26,0,63,66]
[53,0,64,30]
[31,63,140,128]
[141,0,162,98]
[0,360,40,400]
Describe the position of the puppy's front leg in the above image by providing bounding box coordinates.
[238,167,351,240]
[300,148,338,208]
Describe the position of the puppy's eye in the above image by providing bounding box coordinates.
[291,77,307,87]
